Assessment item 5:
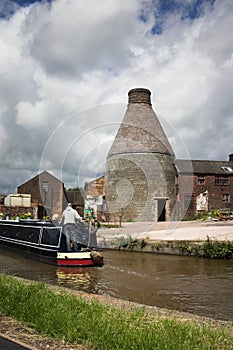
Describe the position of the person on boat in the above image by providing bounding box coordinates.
[60,203,82,252]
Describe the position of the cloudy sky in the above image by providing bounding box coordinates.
[0,0,232,194]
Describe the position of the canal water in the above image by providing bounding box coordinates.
[0,249,232,321]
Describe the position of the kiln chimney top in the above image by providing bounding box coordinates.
[128,88,151,105]
[107,88,174,158]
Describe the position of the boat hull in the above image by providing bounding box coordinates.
[0,220,103,267]
[57,251,103,267]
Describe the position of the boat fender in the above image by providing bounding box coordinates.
[90,251,102,262]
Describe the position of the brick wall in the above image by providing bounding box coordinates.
[194,174,233,211]
[178,173,233,218]
[84,177,104,197]
[105,153,176,221]
[18,172,64,218]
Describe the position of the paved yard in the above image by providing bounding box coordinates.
[97,220,233,242]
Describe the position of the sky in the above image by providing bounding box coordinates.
[0,0,233,194]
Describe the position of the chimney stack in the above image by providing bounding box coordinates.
[128,88,152,105]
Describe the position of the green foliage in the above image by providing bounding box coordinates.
[18,212,32,219]
[66,187,82,191]
[100,223,119,228]
[126,234,138,249]
[151,242,162,251]
[140,238,147,249]
[194,210,223,221]
[174,241,194,255]
[95,220,101,228]
[0,274,232,349]
[203,238,233,259]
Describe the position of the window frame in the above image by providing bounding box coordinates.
[222,194,230,203]
[215,175,229,186]
[197,175,205,185]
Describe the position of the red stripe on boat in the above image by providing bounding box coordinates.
[57,258,103,266]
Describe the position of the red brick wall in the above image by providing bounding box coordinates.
[85,177,104,197]
[18,172,64,218]
[178,173,233,218]
[194,174,233,211]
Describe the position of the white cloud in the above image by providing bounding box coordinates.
[0,0,233,193]
[16,100,46,128]
[23,0,141,78]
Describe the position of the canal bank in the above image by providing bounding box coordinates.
[0,275,232,350]
[97,220,233,257]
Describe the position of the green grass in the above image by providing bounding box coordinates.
[0,274,232,350]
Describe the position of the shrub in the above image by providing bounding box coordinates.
[203,238,233,259]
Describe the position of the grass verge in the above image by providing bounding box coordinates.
[0,273,232,350]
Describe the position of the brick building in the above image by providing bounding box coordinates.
[84,176,105,220]
[17,171,66,219]
[84,154,233,222]
[84,89,233,222]
[176,155,233,218]
[84,176,105,197]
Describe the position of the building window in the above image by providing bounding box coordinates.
[222,194,230,203]
[42,181,49,192]
[215,176,229,186]
[42,181,49,206]
[197,175,205,185]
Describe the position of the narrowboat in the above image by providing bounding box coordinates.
[0,219,103,267]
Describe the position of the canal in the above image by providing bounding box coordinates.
[0,249,232,321]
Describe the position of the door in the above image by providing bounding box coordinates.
[157,199,166,221]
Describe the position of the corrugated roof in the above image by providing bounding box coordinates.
[175,159,233,174]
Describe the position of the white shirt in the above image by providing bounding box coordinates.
[61,206,81,225]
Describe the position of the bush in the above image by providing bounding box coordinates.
[203,238,233,259]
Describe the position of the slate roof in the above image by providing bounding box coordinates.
[175,159,233,175]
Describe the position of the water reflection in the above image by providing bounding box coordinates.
[56,267,98,293]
